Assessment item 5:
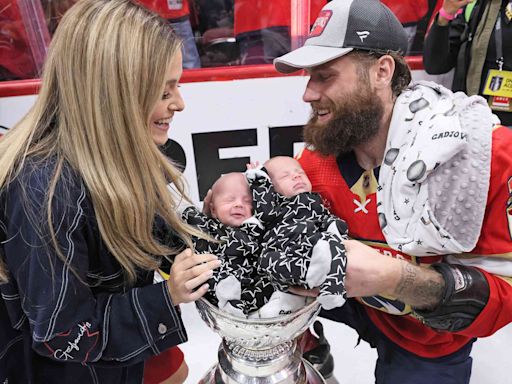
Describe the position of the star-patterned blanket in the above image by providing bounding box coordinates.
[182,207,271,315]
[246,167,348,310]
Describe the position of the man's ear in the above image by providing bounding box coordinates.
[372,55,395,91]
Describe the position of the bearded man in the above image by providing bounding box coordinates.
[274,0,512,383]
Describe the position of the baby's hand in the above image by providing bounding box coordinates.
[246,161,260,170]
[167,249,221,305]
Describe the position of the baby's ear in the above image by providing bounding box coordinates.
[209,202,217,218]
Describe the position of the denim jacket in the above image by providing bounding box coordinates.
[0,159,187,383]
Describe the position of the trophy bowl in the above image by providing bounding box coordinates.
[196,297,324,384]
[196,297,320,350]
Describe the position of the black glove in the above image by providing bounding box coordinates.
[413,263,489,332]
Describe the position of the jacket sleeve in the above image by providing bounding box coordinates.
[2,169,187,366]
[423,12,467,75]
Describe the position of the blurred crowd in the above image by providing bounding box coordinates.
[1,0,438,78]
[1,0,510,125]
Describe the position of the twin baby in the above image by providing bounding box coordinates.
[183,156,349,318]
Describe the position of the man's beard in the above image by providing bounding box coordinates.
[303,81,384,157]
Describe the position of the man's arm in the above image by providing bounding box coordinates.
[343,240,444,309]
[344,240,491,332]
[393,261,445,310]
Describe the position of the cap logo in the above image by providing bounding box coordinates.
[356,31,370,42]
[309,10,333,38]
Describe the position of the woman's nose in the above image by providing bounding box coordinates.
[169,89,185,112]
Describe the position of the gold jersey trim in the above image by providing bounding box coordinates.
[350,169,378,204]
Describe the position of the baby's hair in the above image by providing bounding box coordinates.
[264,156,284,168]
[264,156,304,173]
[210,172,248,198]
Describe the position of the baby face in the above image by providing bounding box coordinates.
[210,173,253,227]
[265,157,312,198]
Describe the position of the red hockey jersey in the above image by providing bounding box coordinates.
[298,125,512,358]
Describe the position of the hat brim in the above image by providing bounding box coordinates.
[273,45,354,74]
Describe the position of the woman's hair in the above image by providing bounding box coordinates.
[0,0,202,283]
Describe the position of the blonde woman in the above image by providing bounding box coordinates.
[0,1,220,383]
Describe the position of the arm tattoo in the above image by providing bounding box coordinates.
[395,262,416,296]
[395,262,444,310]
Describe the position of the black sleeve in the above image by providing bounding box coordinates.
[2,167,187,366]
[226,223,263,258]
[246,167,281,223]
[182,205,219,233]
[182,206,223,253]
[423,12,467,74]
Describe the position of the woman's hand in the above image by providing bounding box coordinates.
[167,249,221,305]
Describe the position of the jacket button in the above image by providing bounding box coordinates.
[158,323,167,334]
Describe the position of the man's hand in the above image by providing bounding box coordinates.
[167,249,221,305]
[288,287,320,297]
[287,239,444,310]
[288,240,401,299]
[343,239,402,298]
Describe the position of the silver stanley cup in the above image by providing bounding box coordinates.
[196,297,326,384]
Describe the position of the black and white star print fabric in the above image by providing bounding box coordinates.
[247,167,349,310]
[182,207,268,314]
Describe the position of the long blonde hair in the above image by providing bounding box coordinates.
[0,0,201,283]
